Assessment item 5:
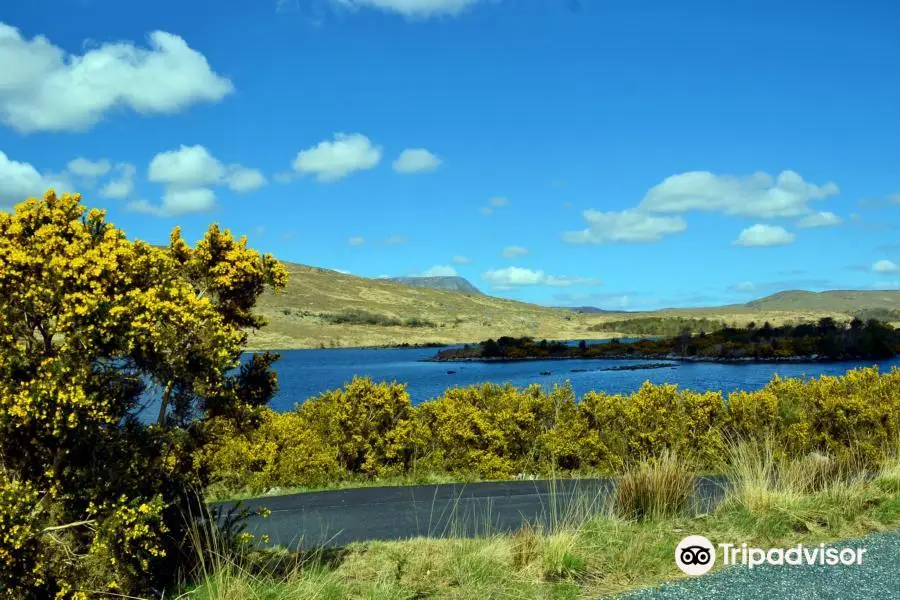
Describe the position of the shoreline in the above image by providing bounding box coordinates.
[245,341,454,352]
[243,335,627,353]
[423,353,872,365]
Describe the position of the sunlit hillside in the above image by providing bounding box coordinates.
[248,263,615,349]
[248,263,900,349]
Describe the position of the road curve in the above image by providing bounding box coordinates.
[218,476,727,549]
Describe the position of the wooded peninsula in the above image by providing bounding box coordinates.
[430,318,900,362]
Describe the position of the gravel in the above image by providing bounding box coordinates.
[620,531,900,599]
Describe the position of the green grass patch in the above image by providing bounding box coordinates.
[182,440,900,599]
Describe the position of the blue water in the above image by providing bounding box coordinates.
[261,345,900,412]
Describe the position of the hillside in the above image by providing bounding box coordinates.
[744,290,900,312]
[388,276,483,295]
[248,263,608,349]
[247,263,900,349]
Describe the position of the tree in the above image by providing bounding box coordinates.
[0,191,287,597]
[817,316,838,334]
[481,338,501,357]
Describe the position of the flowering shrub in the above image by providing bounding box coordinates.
[0,191,286,598]
[0,477,45,597]
[204,367,900,493]
[201,410,340,494]
[298,377,423,476]
[416,383,575,478]
[728,367,900,465]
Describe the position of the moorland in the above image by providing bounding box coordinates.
[248,263,900,349]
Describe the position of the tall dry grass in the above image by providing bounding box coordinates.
[174,438,900,599]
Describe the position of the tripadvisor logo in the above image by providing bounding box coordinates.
[676,535,869,576]
[675,535,716,576]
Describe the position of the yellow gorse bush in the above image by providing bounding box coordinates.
[0,191,287,598]
[202,365,900,494]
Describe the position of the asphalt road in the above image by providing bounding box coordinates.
[621,530,900,599]
[219,476,727,549]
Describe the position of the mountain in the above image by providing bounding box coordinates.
[249,264,598,349]
[248,261,900,349]
[388,276,483,295]
[744,290,900,312]
[559,306,623,314]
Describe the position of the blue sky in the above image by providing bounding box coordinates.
[1,0,898,310]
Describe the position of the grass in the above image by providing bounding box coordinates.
[246,261,899,349]
[615,451,694,521]
[178,439,900,599]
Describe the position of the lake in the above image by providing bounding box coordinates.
[260,343,900,412]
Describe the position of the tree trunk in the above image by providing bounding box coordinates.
[157,381,174,427]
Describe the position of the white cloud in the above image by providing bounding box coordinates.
[225,166,267,193]
[890,193,900,204]
[67,157,111,177]
[330,0,484,18]
[732,281,758,293]
[732,224,796,247]
[334,269,352,275]
[451,255,471,264]
[797,211,842,228]
[144,145,265,214]
[392,148,441,174]
[482,266,600,289]
[501,245,528,259]
[486,267,541,286]
[422,265,458,277]
[100,163,136,199]
[871,281,900,290]
[384,235,407,245]
[563,208,686,244]
[348,236,365,246]
[292,133,382,182]
[480,196,509,216]
[639,170,839,218]
[0,23,233,133]
[544,275,600,286]
[0,151,71,203]
[149,144,225,187]
[128,187,216,217]
[872,259,900,274]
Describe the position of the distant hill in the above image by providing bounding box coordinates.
[246,259,900,349]
[249,263,600,349]
[560,306,622,314]
[744,290,900,312]
[388,276,483,295]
